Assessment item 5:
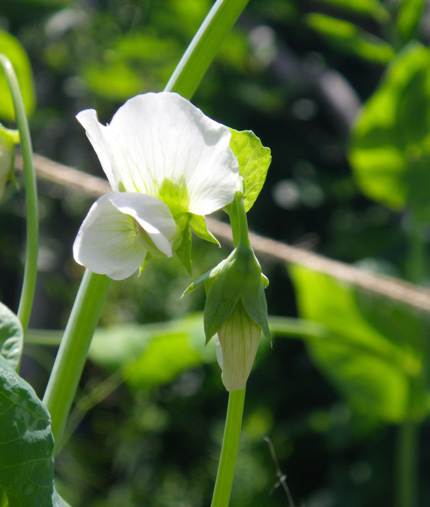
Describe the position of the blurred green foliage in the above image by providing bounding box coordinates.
[1,0,430,505]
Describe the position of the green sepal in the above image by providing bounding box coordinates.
[175,221,192,274]
[229,128,271,212]
[242,282,271,344]
[189,213,220,246]
[261,273,270,288]
[204,255,243,343]
[138,253,152,276]
[182,258,227,297]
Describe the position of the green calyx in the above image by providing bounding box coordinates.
[184,241,270,345]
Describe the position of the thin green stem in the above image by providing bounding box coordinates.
[234,191,250,247]
[395,209,426,507]
[165,0,249,100]
[211,389,246,507]
[0,54,38,334]
[396,416,419,507]
[43,271,111,453]
[43,0,250,455]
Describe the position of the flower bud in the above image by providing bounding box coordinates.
[184,241,270,391]
[216,301,261,391]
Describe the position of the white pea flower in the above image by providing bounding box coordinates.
[73,92,239,280]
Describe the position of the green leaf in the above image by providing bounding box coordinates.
[0,30,36,120]
[81,61,141,101]
[0,302,23,370]
[0,355,69,506]
[306,14,395,63]
[313,0,389,23]
[89,315,216,390]
[349,43,430,216]
[229,129,271,212]
[396,0,426,45]
[290,265,428,423]
[189,214,220,245]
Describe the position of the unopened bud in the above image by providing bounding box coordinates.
[216,301,261,391]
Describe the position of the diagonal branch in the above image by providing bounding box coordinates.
[15,153,430,313]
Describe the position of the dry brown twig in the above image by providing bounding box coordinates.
[15,153,430,313]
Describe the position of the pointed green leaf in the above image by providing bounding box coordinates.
[313,0,389,23]
[0,302,23,371]
[290,265,428,423]
[189,214,220,245]
[306,14,394,63]
[396,0,426,45]
[0,30,36,120]
[0,355,69,506]
[229,129,271,212]
[175,222,192,274]
[349,43,430,216]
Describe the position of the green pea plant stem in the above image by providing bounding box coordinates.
[211,190,253,506]
[0,54,38,337]
[396,210,427,507]
[42,3,252,501]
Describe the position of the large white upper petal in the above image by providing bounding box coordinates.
[76,92,239,216]
[73,192,176,280]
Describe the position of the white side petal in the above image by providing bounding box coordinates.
[73,193,147,280]
[217,302,261,392]
[109,92,239,214]
[109,192,176,257]
[76,109,120,191]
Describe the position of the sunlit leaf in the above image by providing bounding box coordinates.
[229,129,271,212]
[81,61,141,100]
[0,302,23,371]
[313,0,389,23]
[0,30,36,120]
[396,0,426,44]
[306,14,394,63]
[290,265,429,423]
[349,42,430,216]
[89,315,215,389]
[0,355,69,506]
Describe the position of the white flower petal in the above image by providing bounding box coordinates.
[76,109,120,191]
[217,302,261,392]
[73,192,176,280]
[109,192,176,257]
[77,92,239,216]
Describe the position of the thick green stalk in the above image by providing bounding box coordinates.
[165,0,249,99]
[43,0,250,454]
[43,270,111,453]
[211,389,246,507]
[0,54,38,333]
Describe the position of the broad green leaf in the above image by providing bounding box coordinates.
[396,0,426,45]
[82,61,141,100]
[313,0,389,23]
[290,265,429,423]
[0,302,23,370]
[349,43,430,216]
[0,355,69,506]
[229,129,271,212]
[0,30,36,120]
[306,14,394,63]
[89,315,216,389]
